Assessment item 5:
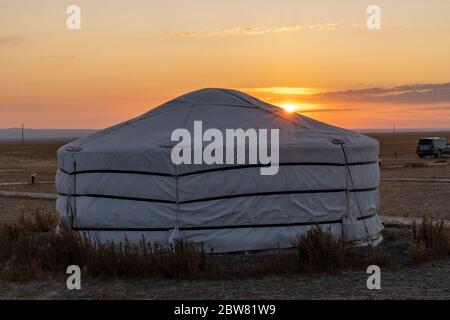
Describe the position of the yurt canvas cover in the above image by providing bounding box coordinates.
[56,88,383,252]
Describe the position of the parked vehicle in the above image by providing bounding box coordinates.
[416,137,450,158]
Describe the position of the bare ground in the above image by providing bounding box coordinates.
[1,260,449,300]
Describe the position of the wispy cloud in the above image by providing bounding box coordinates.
[300,107,355,113]
[411,105,450,111]
[167,22,350,39]
[178,25,302,38]
[0,36,25,46]
[309,83,450,104]
[244,83,450,116]
[165,20,415,39]
[243,87,320,95]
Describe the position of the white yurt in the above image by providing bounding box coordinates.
[56,88,383,252]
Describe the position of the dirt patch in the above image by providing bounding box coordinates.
[380,181,450,219]
[0,197,56,223]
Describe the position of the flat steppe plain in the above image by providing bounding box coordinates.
[0,132,449,299]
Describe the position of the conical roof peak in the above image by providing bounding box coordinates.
[168,88,259,107]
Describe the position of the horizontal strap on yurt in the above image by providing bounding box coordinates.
[58,167,175,177]
[57,186,378,204]
[57,160,378,177]
[71,213,378,232]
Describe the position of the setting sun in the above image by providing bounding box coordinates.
[280,104,300,113]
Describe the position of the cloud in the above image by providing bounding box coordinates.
[301,107,355,113]
[178,25,302,38]
[244,87,319,95]
[307,83,450,104]
[168,22,351,39]
[170,20,415,39]
[411,105,450,111]
[0,36,25,46]
[39,55,76,60]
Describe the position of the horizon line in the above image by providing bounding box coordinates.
[1,127,450,132]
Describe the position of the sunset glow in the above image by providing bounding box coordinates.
[279,104,300,113]
[245,87,320,96]
[0,1,449,130]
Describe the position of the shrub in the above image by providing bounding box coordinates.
[408,217,450,264]
[362,247,390,267]
[295,227,391,273]
[295,227,349,273]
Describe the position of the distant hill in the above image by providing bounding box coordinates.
[0,128,97,141]
[1,127,448,141]
[356,128,450,134]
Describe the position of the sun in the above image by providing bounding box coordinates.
[280,103,300,113]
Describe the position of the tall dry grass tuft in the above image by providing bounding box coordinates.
[295,227,390,273]
[0,213,390,280]
[17,209,59,232]
[363,247,391,268]
[408,217,450,264]
[0,212,218,280]
[79,238,217,279]
[0,211,66,280]
[295,226,348,273]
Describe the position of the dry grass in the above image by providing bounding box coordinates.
[408,217,450,264]
[0,140,68,162]
[0,216,217,281]
[296,227,348,273]
[295,227,390,273]
[0,213,391,281]
[16,209,59,232]
[363,247,391,267]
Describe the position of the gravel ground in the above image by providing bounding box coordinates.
[1,262,449,300]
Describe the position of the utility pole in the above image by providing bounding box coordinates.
[21,124,24,145]
[393,122,397,159]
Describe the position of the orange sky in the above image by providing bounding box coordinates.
[1,0,449,129]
